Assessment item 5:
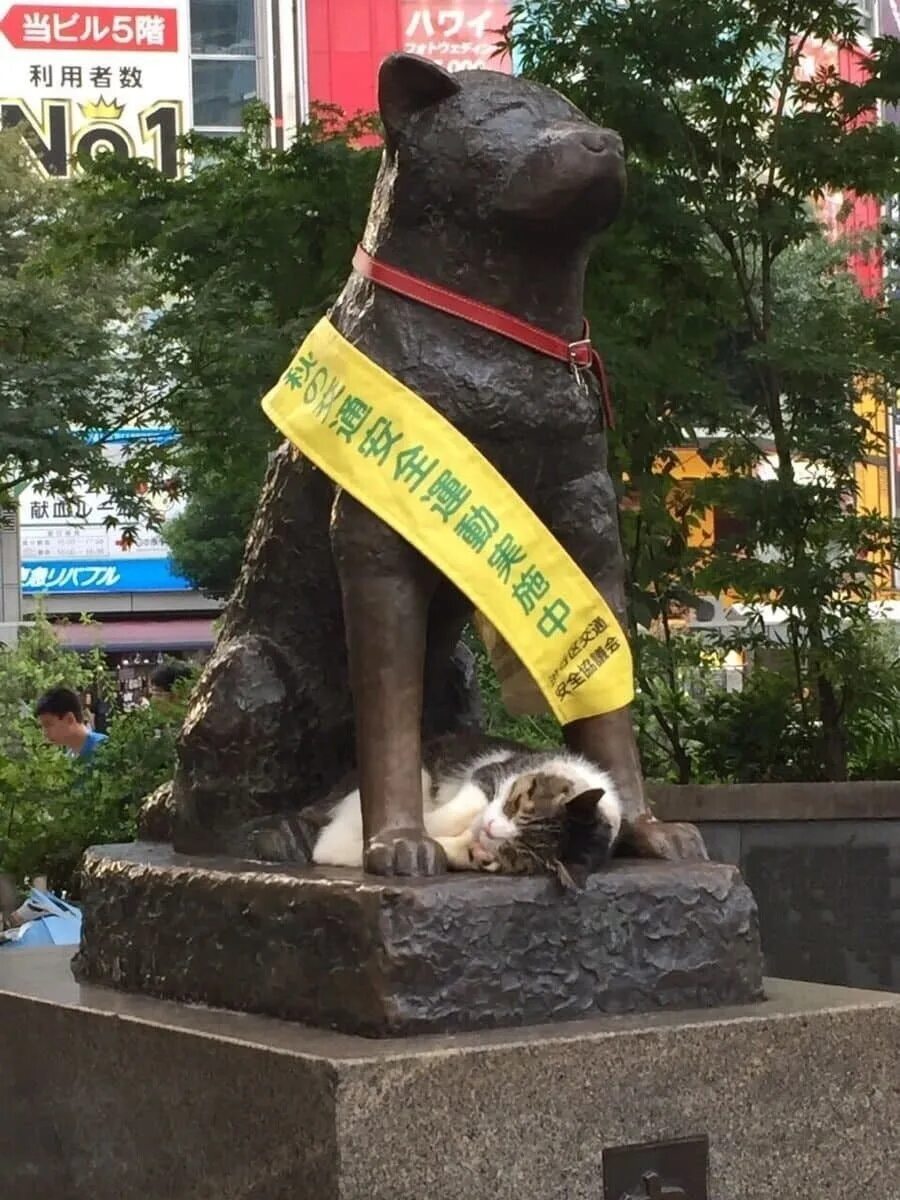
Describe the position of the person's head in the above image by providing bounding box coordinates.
[35,686,87,748]
[149,662,192,704]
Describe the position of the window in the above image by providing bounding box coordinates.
[190,0,258,133]
[712,508,751,548]
[192,59,257,127]
[190,0,255,53]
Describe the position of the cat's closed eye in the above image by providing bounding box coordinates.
[503,781,532,817]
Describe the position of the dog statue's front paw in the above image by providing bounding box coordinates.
[618,816,709,862]
[364,829,448,876]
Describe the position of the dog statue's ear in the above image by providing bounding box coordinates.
[379,53,460,139]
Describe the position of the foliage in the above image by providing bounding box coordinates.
[510,0,900,779]
[466,628,562,749]
[163,459,262,598]
[632,630,718,783]
[842,620,900,779]
[0,131,164,522]
[690,666,822,783]
[48,104,381,594]
[0,613,189,893]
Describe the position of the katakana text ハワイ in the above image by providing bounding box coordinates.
[404,7,495,40]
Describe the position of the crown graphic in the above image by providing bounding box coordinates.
[79,96,124,121]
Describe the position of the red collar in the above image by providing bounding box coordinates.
[352,245,614,428]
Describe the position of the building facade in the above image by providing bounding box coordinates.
[2,0,894,662]
[0,0,511,673]
[0,0,511,176]
[0,0,310,172]
[16,428,217,703]
[305,0,511,116]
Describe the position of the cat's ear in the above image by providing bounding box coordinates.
[379,53,461,140]
[564,789,605,824]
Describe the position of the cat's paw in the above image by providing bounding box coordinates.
[618,816,709,862]
[470,842,497,867]
[364,830,448,877]
[434,830,476,870]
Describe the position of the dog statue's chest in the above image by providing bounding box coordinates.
[332,293,606,443]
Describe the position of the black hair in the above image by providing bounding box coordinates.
[150,662,192,694]
[35,686,83,723]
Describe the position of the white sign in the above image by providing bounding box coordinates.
[0,0,191,178]
[18,429,183,564]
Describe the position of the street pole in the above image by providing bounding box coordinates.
[0,502,22,647]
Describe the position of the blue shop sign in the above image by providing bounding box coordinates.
[21,557,192,595]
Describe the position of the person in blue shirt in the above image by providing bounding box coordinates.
[0,688,109,931]
[35,686,108,761]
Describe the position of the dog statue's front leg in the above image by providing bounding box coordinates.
[564,707,708,862]
[342,571,447,875]
[333,495,447,877]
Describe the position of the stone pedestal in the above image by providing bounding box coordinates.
[1,949,897,1200]
[73,842,763,1035]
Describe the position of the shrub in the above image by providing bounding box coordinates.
[0,613,190,894]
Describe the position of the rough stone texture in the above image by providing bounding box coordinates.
[648,789,900,994]
[137,780,175,841]
[1,950,897,1200]
[73,843,763,1036]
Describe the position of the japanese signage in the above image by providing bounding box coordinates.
[19,428,191,595]
[0,0,189,178]
[263,319,634,721]
[400,2,512,73]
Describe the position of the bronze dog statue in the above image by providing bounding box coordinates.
[169,54,705,875]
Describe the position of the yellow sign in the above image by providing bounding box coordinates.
[262,318,634,722]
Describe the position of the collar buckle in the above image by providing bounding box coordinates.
[567,337,593,369]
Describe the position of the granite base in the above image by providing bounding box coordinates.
[1,949,897,1200]
[72,841,763,1035]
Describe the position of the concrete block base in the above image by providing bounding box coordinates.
[1,949,897,1199]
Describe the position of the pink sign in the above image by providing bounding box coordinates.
[399,2,511,73]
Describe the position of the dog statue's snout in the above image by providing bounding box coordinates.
[581,127,624,158]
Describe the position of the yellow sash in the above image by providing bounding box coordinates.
[262,317,633,722]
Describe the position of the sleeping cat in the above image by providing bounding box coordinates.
[309,733,622,883]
